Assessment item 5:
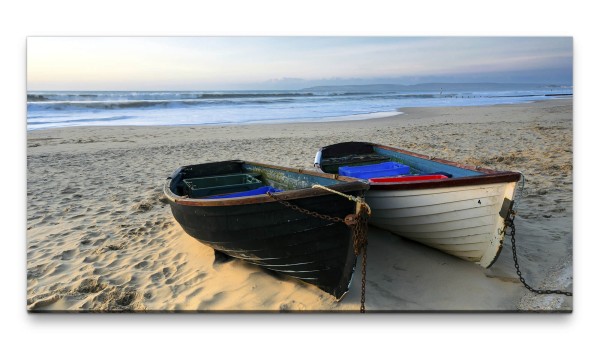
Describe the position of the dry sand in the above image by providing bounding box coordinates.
[26,98,573,312]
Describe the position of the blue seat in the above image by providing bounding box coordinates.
[205,186,282,199]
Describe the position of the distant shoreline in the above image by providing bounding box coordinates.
[26,82,574,94]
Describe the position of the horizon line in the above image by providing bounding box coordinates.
[27,81,573,93]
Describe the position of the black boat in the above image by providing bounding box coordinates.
[163,160,370,300]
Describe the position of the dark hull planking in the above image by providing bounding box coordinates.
[164,160,369,300]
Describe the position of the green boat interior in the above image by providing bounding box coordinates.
[171,160,346,199]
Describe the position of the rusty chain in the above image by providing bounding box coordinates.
[266,193,345,224]
[505,210,572,297]
[353,204,369,313]
[267,191,369,313]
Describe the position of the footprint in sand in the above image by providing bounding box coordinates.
[27,293,62,310]
[60,187,78,195]
[60,249,77,260]
[150,271,164,283]
[76,277,107,293]
[134,260,153,269]
[197,291,226,310]
[185,287,204,300]
[162,266,176,277]
[27,263,50,279]
[103,243,125,252]
[279,300,307,311]
[47,263,69,276]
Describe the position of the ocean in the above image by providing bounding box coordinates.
[26,84,572,131]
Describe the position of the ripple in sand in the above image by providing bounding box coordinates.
[27,293,62,311]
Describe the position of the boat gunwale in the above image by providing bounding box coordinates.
[164,160,369,207]
[366,171,522,190]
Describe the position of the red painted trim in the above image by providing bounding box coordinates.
[367,172,521,190]
[369,174,449,183]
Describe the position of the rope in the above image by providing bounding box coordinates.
[312,184,372,215]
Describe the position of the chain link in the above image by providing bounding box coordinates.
[354,205,369,313]
[267,192,345,223]
[267,191,369,312]
[505,211,572,297]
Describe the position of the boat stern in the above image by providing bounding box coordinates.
[477,180,518,268]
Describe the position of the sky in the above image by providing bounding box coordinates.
[26,37,573,91]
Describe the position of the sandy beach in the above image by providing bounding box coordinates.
[26,98,573,312]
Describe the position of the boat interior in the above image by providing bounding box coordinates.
[170,160,346,199]
[318,142,483,180]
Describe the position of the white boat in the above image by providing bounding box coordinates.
[314,142,522,268]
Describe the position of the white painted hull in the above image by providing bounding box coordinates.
[367,181,517,268]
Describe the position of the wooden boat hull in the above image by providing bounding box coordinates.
[314,142,521,268]
[164,160,369,300]
[366,182,517,267]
